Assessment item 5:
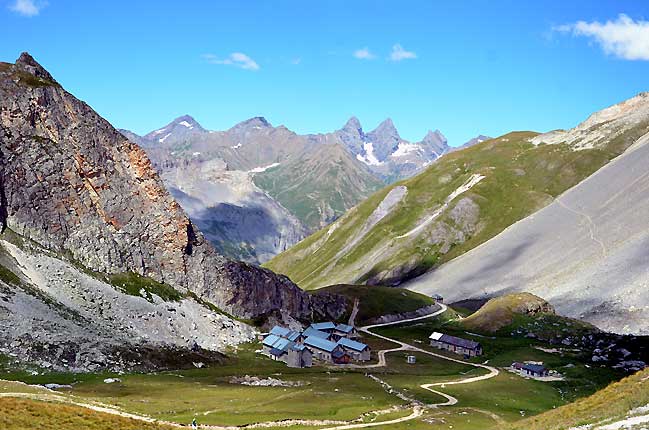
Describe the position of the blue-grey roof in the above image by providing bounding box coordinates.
[286,331,300,342]
[335,323,354,333]
[332,350,348,359]
[337,337,369,352]
[273,337,291,352]
[270,326,291,337]
[302,327,330,339]
[437,334,481,350]
[269,347,286,357]
[311,322,336,331]
[262,334,282,347]
[290,343,307,351]
[522,364,547,373]
[304,336,339,352]
[263,334,292,352]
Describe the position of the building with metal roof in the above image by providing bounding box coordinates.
[269,325,291,337]
[261,322,367,366]
[310,322,336,332]
[302,327,330,340]
[262,334,282,348]
[520,363,549,377]
[304,336,338,352]
[270,325,300,342]
[337,337,370,361]
[335,323,354,333]
[337,337,368,352]
[429,332,482,357]
[304,335,343,362]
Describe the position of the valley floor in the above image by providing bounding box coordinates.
[0,305,634,430]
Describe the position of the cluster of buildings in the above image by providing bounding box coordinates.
[261,322,371,367]
[429,332,483,357]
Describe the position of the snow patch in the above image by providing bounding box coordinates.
[152,128,167,135]
[391,142,423,157]
[159,133,172,143]
[231,143,242,149]
[248,162,280,173]
[192,152,201,156]
[356,142,384,166]
[178,120,193,129]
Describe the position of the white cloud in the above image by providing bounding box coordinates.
[291,57,301,65]
[556,14,649,60]
[203,52,260,71]
[389,44,417,61]
[353,47,376,60]
[9,0,45,16]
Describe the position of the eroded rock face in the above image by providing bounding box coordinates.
[0,53,344,320]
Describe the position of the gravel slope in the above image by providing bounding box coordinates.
[407,134,649,335]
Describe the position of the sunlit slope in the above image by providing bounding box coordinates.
[506,368,649,430]
[253,143,384,231]
[266,128,636,290]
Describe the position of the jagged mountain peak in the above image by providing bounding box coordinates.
[14,51,57,83]
[230,116,272,132]
[144,114,206,141]
[370,118,400,139]
[171,114,201,127]
[342,116,363,135]
[422,129,447,144]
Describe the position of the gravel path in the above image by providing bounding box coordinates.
[320,303,500,429]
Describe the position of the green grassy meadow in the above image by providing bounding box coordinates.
[0,306,634,429]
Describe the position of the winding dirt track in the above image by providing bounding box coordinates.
[1,303,499,429]
[319,304,499,429]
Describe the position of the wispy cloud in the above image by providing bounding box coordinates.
[9,0,45,17]
[353,47,376,60]
[203,52,260,71]
[291,57,301,65]
[389,44,417,61]
[555,14,649,60]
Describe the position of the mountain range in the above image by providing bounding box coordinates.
[121,111,474,263]
[267,92,649,334]
[0,53,344,371]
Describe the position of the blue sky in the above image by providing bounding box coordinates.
[2,1,649,145]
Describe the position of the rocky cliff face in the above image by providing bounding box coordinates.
[0,53,344,321]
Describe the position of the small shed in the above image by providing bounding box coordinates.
[407,355,416,364]
[521,364,549,377]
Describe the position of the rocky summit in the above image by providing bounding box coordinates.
[0,53,345,371]
[333,117,451,181]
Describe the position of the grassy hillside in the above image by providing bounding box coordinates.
[253,143,384,232]
[461,293,554,332]
[313,284,435,324]
[507,367,649,430]
[266,126,646,289]
[0,396,171,430]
